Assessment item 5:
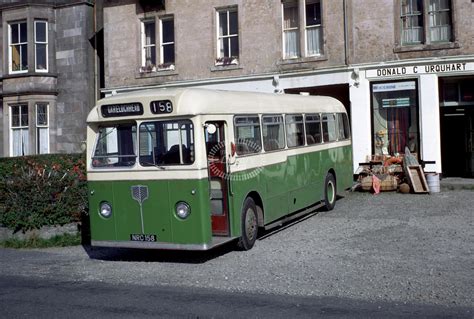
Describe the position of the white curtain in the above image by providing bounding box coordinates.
[12,129,29,156]
[402,27,423,44]
[38,127,48,154]
[284,30,299,58]
[307,27,322,55]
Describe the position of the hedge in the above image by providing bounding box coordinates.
[0,154,87,233]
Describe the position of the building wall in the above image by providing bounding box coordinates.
[102,0,347,91]
[0,1,96,157]
[100,0,474,177]
[348,0,474,64]
[55,3,95,153]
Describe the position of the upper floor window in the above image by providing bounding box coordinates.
[35,21,48,72]
[141,20,156,69]
[282,0,323,59]
[428,0,452,42]
[216,7,239,65]
[283,2,300,58]
[160,17,175,67]
[305,0,323,56]
[400,0,452,46]
[9,21,28,73]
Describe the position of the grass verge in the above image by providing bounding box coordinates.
[0,233,81,249]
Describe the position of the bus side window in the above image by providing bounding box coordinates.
[262,115,285,151]
[322,113,337,142]
[337,113,348,140]
[234,116,262,155]
[285,114,304,148]
[305,114,322,145]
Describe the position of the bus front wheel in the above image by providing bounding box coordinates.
[324,173,337,211]
[237,197,258,250]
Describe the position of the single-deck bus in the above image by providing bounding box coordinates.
[86,88,352,250]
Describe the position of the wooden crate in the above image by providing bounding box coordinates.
[407,165,429,193]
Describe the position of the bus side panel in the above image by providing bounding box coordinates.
[228,169,265,238]
[287,151,322,213]
[168,179,212,244]
[334,145,354,191]
[261,161,289,223]
[89,181,118,241]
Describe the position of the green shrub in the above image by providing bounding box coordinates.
[0,154,87,232]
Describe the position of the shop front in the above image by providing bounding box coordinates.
[359,59,474,177]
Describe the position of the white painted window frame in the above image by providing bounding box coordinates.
[8,21,28,74]
[10,104,29,157]
[34,20,49,73]
[35,103,50,154]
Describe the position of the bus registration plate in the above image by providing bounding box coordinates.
[130,234,157,242]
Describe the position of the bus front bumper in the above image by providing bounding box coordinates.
[91,236,235,251]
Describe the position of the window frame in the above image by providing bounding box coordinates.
[8,21,28,74]
[35,103,49,154]
[281,0,325,60]
[141,19,157,69]
[304,0,323,57]
[282,1,300,59]
[10,104,30,156]
[159,16,175,67]
[216,7,239,64]
[397,0,454,49]
[34,20,48,73]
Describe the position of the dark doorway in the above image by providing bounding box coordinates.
[440,109,474,177]
[439,76,474,177]
[284,84,350,119]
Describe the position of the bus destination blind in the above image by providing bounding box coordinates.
[101,103,144,117]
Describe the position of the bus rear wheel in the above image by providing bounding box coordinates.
[237,197,258,250]
[324,173,337,211]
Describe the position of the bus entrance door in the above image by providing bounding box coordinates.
[205,122,230,236]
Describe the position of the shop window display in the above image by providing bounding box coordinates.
[371,81,419,156]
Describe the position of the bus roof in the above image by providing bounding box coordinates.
[87,88,346,123]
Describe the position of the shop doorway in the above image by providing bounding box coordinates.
[440,109,474,177]
[439,76,474,177]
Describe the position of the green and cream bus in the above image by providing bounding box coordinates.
[86,88,352,250]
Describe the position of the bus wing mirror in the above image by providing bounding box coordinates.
[205,123,217,135]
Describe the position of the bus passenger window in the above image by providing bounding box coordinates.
[262,115,285,151]
[234,116,262,155]
[322,113,337,142]
[92,124,137,167]
[139,120,194,166]
[305,114,322,145]
[337,113,347,140]
[285,114,304,148]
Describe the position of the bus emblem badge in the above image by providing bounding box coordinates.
[131,185,149,233]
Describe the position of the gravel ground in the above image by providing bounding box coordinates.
[0,190,472,309]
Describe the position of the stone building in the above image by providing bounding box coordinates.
[2,0,473,177]
[0,0,97,157]
[46,0,474,177]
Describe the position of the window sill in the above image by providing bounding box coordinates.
[277,55,328,66]
[3,72,57,79]
[210,64,242,72]
[394,41,460,53]
[136,66,178,78]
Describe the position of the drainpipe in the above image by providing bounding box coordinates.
[343,0,349,66]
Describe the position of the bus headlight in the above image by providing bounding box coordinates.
[99,202,112,218]
[175,202,191,219]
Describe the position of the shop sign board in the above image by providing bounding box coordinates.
[367,62,474,79]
